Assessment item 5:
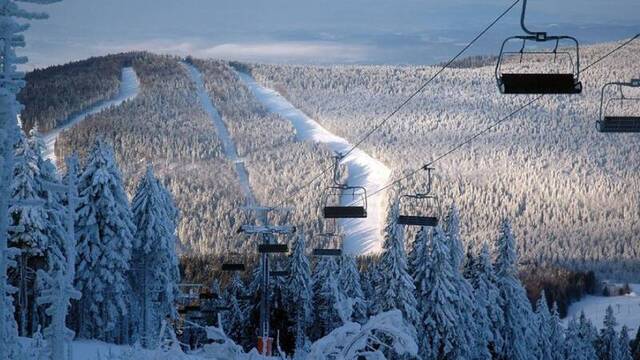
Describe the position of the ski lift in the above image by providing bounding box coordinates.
[312,248,342,257]
[221,252,245,272]
[269,270,290,277]
[597,79,640,132]
[398,167,441,227]
[199,292,218,301]
[495,0,582,94]
[258,243,288,253]
[322,153,367,219]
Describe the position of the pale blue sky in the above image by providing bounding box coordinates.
[21,0,640,68]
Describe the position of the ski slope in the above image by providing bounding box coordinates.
[236,71,391,255]
[563,284,640,333]
[182,62,257,206]
[42,67,140,164]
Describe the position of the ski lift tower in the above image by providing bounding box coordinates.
[237,206,295,355]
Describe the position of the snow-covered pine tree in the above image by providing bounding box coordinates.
[0,1,61,357]
[466,243,505,356]
[338,255,366,323]
[597,305,622,360]
[619,326,633,360]
[535,291,553,360]
[75,140,135,343]
[578,311,599,358]
[363,261,382,316]
[286,231,313,354]
[37,155,82,360]
[632,327,640,360]
[494,219,538,360]
[414,224,475,359]
[312,255,341,339]
[9,132,48,336]
[222,272,250,346]
[374,195,419,330]
[444,205,487,359]
[565,317,597,360]
[549,302,565,360]
[130,165,180,348]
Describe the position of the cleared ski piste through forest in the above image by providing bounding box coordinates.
[236,71,391,255]
[42,67,140,164]
[182,62,258,206]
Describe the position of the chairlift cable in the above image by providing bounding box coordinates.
[358,34,640,202]
[275,0,521,207]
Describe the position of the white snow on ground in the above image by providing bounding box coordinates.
[563,284,640,333]
[42,67,140,165]
[182,62,257,206]
[236,71,391,255]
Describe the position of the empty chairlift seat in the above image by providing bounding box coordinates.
[495,0,582,95]
[597,79,640,133]
[312,248,342,257]
[257,243,289,253]
[398,167,441,227]
[499,73,582,94]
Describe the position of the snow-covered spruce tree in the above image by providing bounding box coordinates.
[632,327,640,360]
[597,305,623,360]
[494,219,538,360]
[222,272,250,345]
[338,255,366,324]
[444,205,487,359]
[535,291,553,360]
[311,255,341,339]
[578,311,599,357]
[9,132,48,336]
[467,243,505,357]
[374,195,419,330]
[549,302,565,360]
[363,261,382,316]
[130,165,180,348]
[0,1,60,357]
[285,231,313,355]
[75,140,135,343]
[564,317,597,360]
[414,224,475,359]
[36,155,82,360]
[619,326,634,360]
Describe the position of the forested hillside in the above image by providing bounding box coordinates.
[18,54,127,133]
[19,41,640,279]
[246,40,640,279]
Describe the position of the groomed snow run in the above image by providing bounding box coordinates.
[236,71,391,255]
[182,62,257,206]
[42,67,140,165]
[563,283,640,333]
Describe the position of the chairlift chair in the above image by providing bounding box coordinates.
[495,0,582,94]
[322,154,368,219]
[398,167,441,227]
[597,79,640,133]
[257,243,288,254]
[269,270,290,277]
[221,252,245,272]
[312,248,342,257]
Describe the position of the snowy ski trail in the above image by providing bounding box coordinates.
[42,67,140,165]
[236,71,391,255]
[182,62,257,206]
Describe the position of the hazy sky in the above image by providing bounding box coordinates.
[21,0,640,68]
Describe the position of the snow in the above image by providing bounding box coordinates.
[42,67,140,165]
[183,62,257,206]
[236,71,391,254]
[563,284,640,333]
